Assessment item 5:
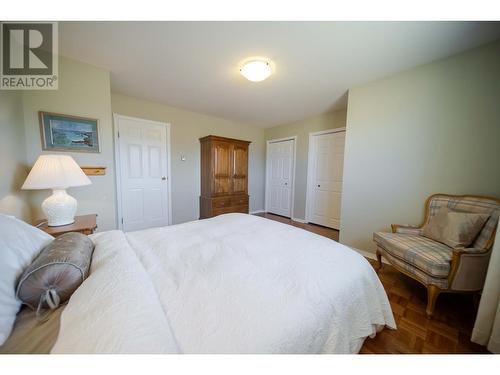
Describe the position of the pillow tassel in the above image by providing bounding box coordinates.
[36,289,60,322]
[46,289,60,310]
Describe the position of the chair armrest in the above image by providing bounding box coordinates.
[448,248,492,291]
[452,247,489,255]
[391,224,423,235]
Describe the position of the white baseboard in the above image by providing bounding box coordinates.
[350,247,389,264]
[250,210,265,215]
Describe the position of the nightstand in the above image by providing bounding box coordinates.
[34,214,97,237]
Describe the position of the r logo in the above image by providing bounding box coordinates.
[2,23,53,75]
[1,22,58,90]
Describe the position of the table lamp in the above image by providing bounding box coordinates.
[22,155,92,226]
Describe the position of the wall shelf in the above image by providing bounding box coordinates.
[81,166,106,176]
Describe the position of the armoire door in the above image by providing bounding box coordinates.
[212,140,232,195]
[232,143,248,195]
[307,130,345,229]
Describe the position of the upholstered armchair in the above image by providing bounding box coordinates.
[373,194,500,318]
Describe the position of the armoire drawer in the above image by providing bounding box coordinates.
[231,195,249,206]
[212,205,249,217]
[212,197,232,208]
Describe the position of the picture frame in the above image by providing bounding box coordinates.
[39,111,100,153]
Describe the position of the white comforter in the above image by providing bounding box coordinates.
[52,214,395,354]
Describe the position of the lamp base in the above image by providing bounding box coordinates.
[41,189,77,227]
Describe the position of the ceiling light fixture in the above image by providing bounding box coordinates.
[240,59,273,82]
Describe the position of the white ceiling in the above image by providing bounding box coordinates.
[59,22,500,128]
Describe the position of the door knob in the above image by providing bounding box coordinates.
[317,184,321,187]
[162,176,167,180]
[284,182,288,185]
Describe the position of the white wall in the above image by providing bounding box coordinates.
[0,91,31,221]
[111,93,266,224]
[340,41,500,254]
[22,57,117,230]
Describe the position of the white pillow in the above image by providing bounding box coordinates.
[0,214,53,345]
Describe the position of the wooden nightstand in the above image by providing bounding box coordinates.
[34,214,97,237]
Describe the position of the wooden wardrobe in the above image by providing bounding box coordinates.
[199,135,251,219]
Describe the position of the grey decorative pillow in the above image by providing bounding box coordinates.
[16,233,94,314]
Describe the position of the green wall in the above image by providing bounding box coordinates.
[15,57,267,228]
[22,57,117,230]
[340,40,500,253]
[111,93,266,224]
[0,91,30,221]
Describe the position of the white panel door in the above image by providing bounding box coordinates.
[308,131,345,229]
[116,115,170,232]
[266,139,294,217]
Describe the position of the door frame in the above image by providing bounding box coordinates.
[113,113,173,230]
[305,127,346,225]
[264,136,297,218]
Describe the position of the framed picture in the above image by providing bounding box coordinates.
[39,111,100,153]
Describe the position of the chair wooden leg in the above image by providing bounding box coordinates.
[375,249,383,272]
[426,285,441,319]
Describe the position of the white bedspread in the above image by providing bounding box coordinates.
[51,230,179,353]
[53,214,395,353]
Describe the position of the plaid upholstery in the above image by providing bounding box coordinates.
[426,195,500,250]
[373,232,452,278]
[377,247,449,289]
[393,225,423,236]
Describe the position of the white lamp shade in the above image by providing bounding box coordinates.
[22,155,91,190]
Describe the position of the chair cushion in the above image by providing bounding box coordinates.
[373,232,453,278]
[378,249,449,289]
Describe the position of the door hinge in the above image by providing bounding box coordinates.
[117,131,120,138]
[121,217,124,225]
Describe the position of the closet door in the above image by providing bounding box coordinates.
[232,143,248,195]
[212,140,232,195]
[266,139,294,218]
[307,130,345,229]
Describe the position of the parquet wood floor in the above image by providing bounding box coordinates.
[254,212,339,241]
[254,212,489,354]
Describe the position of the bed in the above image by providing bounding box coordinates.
[1,213,395,354]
